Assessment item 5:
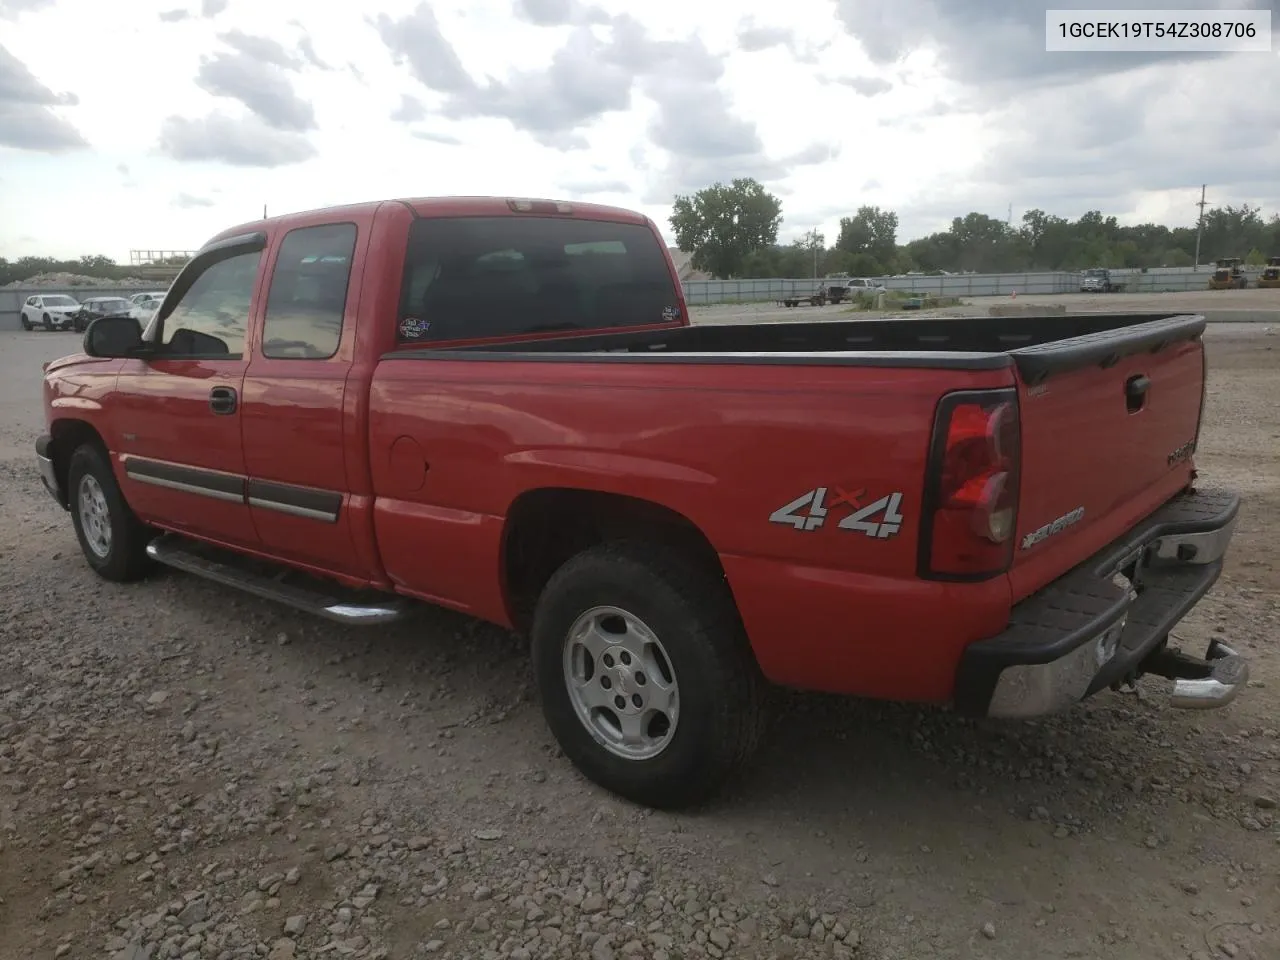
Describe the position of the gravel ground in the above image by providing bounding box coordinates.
[689,289,1280,326]
[1,322,1278,960]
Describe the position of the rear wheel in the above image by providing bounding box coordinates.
[67,442,153,582]
[531,541,765,809]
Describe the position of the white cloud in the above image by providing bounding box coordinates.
[0,0,1274,261]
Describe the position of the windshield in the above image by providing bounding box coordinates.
[43,295,77,306]
[96,299,130,311]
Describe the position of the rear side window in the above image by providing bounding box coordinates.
[396,216,681,343]
[262,222,357,359]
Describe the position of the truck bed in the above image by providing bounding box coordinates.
[378,308,1210,611]
[387,312,1206,382]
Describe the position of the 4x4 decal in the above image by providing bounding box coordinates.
[769,486,905,539]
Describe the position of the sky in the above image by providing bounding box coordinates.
[0,0,1277,261]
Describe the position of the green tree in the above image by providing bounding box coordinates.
[836,206,898,269]
[669,178,783,279]
[947,212,1016,272]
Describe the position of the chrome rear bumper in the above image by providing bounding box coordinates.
[955,487,1246,718]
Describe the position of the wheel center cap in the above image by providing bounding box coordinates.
[615,665,634,695]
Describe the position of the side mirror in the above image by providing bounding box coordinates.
[83,315,145,358]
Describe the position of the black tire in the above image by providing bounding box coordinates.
[21,316,32,330]
[66,442,153,582]
[531,540,766,809]
[42,313,53,331]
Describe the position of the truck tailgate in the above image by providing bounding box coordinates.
[1008,317,1206,601]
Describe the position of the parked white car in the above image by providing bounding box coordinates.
[129,291,167,321]
[853,277,887,295]
[826,276,887,297]
[20,294,82,331]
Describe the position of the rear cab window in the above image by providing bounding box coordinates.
[395,215,682,344]
[262,222,357,359]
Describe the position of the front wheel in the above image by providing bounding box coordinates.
[42,313,53,331]
[531,541,766,809]
[21,315,32,330]
[67,442,153,582]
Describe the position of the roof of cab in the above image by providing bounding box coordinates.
[201,195,650,250]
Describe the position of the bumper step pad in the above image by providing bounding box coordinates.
[954,487,1243,718]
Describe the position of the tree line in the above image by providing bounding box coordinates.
[7,186,1280,286]
[669,178,1280,280]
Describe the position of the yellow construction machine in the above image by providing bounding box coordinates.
[1207,257,1248,290]
[1257,256,1280,289]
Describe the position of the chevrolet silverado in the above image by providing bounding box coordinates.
[36,196,1247,808]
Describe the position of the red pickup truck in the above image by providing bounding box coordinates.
[36,196,1247,808]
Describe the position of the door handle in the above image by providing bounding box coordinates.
[209,386,238,415]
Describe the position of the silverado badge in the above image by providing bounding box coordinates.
[1167,439,1196,466]
[1021,505,1085,550]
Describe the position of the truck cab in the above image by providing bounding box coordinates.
[1079,268,1122,293]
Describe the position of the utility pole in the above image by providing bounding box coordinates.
[1193,184,1208,270]
[263,203,268,219]
[802,228,822,279]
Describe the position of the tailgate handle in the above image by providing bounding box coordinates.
[1125,374,1150,412]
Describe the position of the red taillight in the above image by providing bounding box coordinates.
[919,388,1021,580]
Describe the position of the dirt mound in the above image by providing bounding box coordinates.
[3,271,146,288]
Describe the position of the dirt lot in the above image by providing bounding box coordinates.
[691,288,1280,326]
[1,320,1277,960]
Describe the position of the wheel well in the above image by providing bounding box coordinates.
[501,488,726,634]
[49,420,107,506]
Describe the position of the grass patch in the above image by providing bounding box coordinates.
[842,291,963,312]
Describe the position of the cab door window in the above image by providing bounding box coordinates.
[261,222,357,359]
